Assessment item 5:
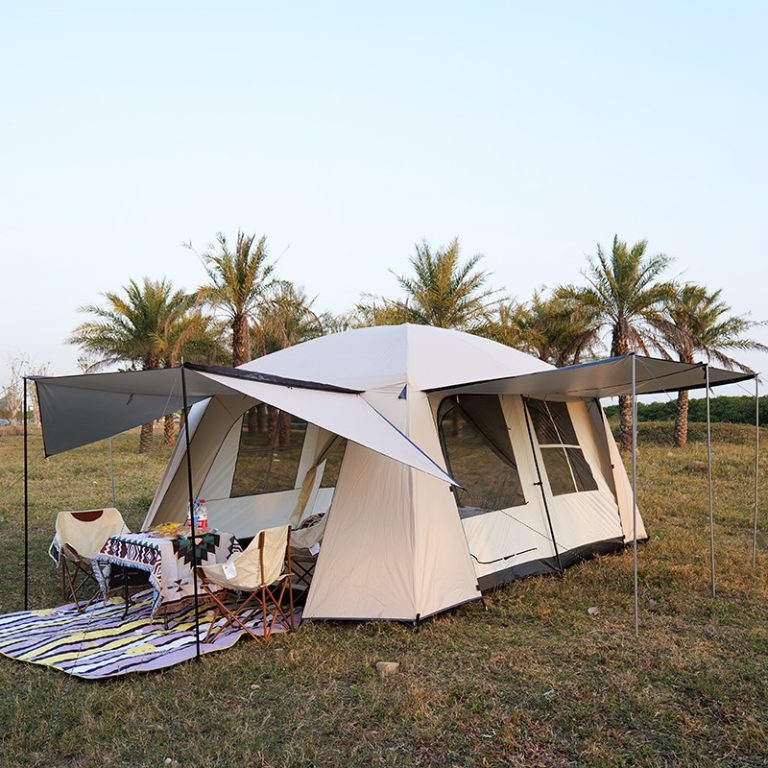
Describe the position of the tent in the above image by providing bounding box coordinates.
[32,324,755,624]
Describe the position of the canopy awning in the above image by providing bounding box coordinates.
[32,365,455,485]
[427,354,755,399]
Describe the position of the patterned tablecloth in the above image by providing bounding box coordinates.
[92,530,242,615]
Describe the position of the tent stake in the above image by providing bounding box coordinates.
[753,375,760,569]
[181,364,202,662]
[631,355,638,636]
[23,376,29,611]
[706,365,715,597]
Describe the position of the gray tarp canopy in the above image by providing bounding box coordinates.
[32,355,754,483]
[31,364,456,485]
[428,354,755,399]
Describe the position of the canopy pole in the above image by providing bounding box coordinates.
[706,365,716,597]
[181,364,202,662]
[108,437,116,508]
[522,401,562,572]
[23,376,29,611]
[631,354,639,636]
[753,375,760,569]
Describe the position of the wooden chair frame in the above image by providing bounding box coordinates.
[60,548,101,613]
[200,528,294,644]
[290,548,317,591]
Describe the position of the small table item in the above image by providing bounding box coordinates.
[92,529,242,616]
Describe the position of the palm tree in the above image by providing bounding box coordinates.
[482,299,540,355]
[253,281,324,357]
[560,236,675,451]
[69,278,199,453]
[359,238,499,330]
[483,291,601,367]
[195,231,274,367]
[662,283,766,447]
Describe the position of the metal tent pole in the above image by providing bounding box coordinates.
[181,364,201,661]
[109,437,116,508]
[631,355,639,636]
[706,365,716,597]
[753,375,760,569]
[23,377,29,611]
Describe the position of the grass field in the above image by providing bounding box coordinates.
[1,423,767,767]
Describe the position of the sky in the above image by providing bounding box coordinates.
[1,1,766,400]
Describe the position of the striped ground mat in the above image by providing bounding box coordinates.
[0,592,301,679]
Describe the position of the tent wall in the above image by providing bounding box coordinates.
[440,393,558,586]
[146,404,340,537]
[408,391,481,618]
[141,398,209,530]
[143,395,250,528]
[426,392,630,590]
[599,411,647,542]
[303,443,419,620]
[518,398,626,564]
[204,487,335,539]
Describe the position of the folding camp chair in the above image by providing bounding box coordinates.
[49,508,130,612]
[199,524,294,644]
[290,513,327,591]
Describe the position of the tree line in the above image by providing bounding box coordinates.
[66,231,765,453]
[604,396,766,426]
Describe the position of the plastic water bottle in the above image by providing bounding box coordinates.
[197,499,208,531]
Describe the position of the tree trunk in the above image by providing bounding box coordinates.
[257,403,268,432]
[619,395,633,452]
[268,406,278,444]
[139,422,154,454]
[247,406,259,435]
[163,413,176,445]
[232,315,251,367]
[278,411,291,448]
[674,390,689,448]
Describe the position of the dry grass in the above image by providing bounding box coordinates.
[1,423,767,767]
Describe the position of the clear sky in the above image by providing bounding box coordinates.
[1,2,766,399]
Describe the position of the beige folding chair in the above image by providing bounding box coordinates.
[50,508,130,612]
[199,524,294,644]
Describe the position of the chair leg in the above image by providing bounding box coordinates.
[203,588,231,643]
[261,586,270,643]
[287,573,294,630]
[62,560,83,613]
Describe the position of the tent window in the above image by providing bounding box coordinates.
[438,395,526,512]
[230,409,307,497]
[524,399,598,496]
[320,437,347,488]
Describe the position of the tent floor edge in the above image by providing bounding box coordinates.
[476,537,626,592]
[303,595,483,625]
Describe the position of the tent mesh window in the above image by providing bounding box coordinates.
[524,398,598,496]
[230,408,308,497]
[320,437,347,488]
[438,394,526,512]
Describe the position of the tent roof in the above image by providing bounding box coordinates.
[32,366,456,485]
[240,324,554,391]
[428,354,756,399]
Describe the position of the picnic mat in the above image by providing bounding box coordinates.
[0,592,301,679]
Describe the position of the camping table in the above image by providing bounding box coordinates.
[92,529,242,617]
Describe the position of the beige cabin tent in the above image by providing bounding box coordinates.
[134,325,647,622]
